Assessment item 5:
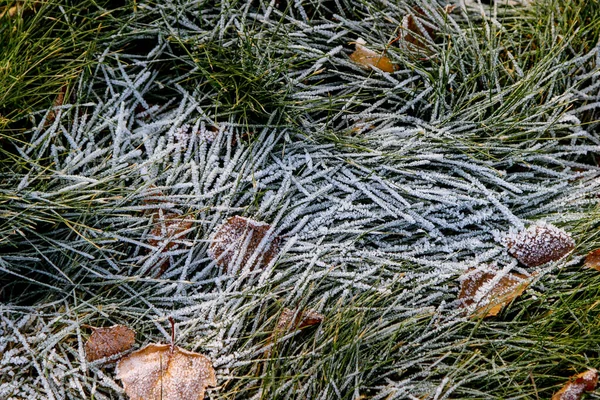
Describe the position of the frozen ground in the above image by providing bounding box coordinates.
[1,0,600,398]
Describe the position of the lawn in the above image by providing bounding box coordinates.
[1,0,600,399]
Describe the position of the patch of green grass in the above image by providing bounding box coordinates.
[0,0,130,154]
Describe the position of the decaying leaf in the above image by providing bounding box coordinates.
[458,269,530,318]
[208,216,281,273]
[46,84,68,125]
[584,249,600,271]
[148,213,194,276]
[116,343,216,400]
[400,8,436,50]
[85,325,135,362]
[276,308,324,332]
[349,38,396,73]
[552,369,598,400]
[505,223,574,267]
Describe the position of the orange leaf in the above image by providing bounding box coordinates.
[584,249,600,271]
[459,269,530,318]
[349,39,396,73]
[116,343,216,400]
[85,325,135,362]
[552,369,598,400]
[208,216,281,273]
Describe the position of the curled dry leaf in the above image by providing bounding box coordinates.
[552,369,598,400]
[459,269,530,318]
[276,308,324,332]
[506,223,574,267]
[208,216,281,273]
[116,344,216,400]
[584,249,600,271]
[85,325,135,362]
[400,9,436,50]
[349,38,396,73]
[148,213,194,276]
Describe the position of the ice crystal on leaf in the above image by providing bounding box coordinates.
[85,325,135,362]
[552,369,598,400]
[505,223,575,267]
[208,216,281,273]
[116,343,216,400]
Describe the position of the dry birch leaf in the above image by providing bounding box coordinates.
[349,38,396,73]
[584,249,600,271]
[276,308,324,332]
[506,223,574,267]
[116,343,216,400]
[148,213,194,276]
[208,216,280,273]
[459,269,530,318]
[85,325,135,362]
[552,369,598,400]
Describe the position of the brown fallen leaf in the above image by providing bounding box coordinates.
[275,308,324,332]
[349,38,396,73]
[584,249,600,271]
[148,213,194,276]
[85,325,135,362]
[400,8,436,50]
[116,343,216,400]
[552,369,598,400]
[46,84,68,125]
[458,269,530,318]
[505,223,575,267]
[208,216,281,273]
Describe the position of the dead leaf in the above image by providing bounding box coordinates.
[584,249,600,271]
[46,84,67,125]
[349,38,396,73]
[399,8,436,50]
[116,343,216,400]
[506,223,574,267]
[275,308,324,332]
[459,269,530,318]
[148,213,194,276]
[552,369,598,400]
[208,216,281,273]
[85,325,135,362]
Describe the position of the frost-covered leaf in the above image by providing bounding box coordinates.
[275,308,324,332]
[584,249,600,271]
[85,325,135,362]
[116,343,216,400]
[208,216,280,273]
[349,38,396,73]
[552,369,598,400]
[458,269,530,318]
[148,213,194,276]
[506,223,575,267]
